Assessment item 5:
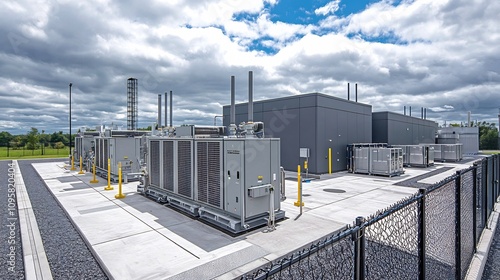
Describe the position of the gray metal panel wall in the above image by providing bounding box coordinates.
[372,111,437,145]
[223,92,372,173]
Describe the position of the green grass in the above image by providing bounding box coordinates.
[0,146,70,160]
[480,150,500,155]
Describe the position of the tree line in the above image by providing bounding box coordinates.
[0,128,73,150]
[0,122,498,151]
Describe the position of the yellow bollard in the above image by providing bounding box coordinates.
[104,158,113,191]
[78,156,85,174]
[294,165,304,207]
[115,162,126,199]
[328,148,332,174]
[90,160,99,183]
[70,152,76,171]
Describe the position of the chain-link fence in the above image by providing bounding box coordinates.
[0,142,70,158]
[241,154,500,280]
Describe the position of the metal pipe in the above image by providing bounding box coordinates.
[355,83,358,102]
[230,76,235,125]
[248,71,253,122]
[347,82,350,101]
[467,111,471,127]
[404,106,406,115]
[421,107,424,119]
[157,94,162,128]
[424,108,427,119]
[410,106,412,116]
[165,91,168,126]
[169,90,173,127]
[69,83,72,157]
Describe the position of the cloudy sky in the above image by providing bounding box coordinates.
[0,0,499,135]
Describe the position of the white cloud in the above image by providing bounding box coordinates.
[0,0,499,134]
[315,0,341,16]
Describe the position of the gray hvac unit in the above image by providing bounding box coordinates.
[74,131,99,168]
[353,147,371,174]
[441,144,463,162]
[145,136,283,233]
[370,148,403,177]
[94,135,145,181]
[431,144,442,161]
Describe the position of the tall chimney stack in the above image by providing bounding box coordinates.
[169,91,173,127]
[248,71,253,123]
[347,83,350,101]
[230,76,235,125]
[157,94,162,127]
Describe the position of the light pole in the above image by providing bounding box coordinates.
[69,83,72,157]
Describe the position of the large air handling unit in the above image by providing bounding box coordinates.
[138,72,285,233]
[93,129,149,182]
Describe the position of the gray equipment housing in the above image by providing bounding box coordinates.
[353,147,404,177]
[144,136,284,233]
[393,145,435,167]
[430,144,463,162]
[94,133,147,182]
[74,131,99,168]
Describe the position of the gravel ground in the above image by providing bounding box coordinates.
[482,212,500,280]
[18,159,108,280]
[0,160,25,280]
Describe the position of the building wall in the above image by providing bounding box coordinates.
[372,112,437,145]
[223,93,372,173]
[438,127,479,154]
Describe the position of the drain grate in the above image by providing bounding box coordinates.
[323,188,346,193]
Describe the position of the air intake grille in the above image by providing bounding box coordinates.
[103,139,108,171]
[177,141,192,198]
[163,141,174,191]
[197,142,221,208]
[150,141,160,187]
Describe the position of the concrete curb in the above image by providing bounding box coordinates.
[465,200,499,280]
[14,160,53,280]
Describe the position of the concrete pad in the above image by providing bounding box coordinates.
[29,159,487,279]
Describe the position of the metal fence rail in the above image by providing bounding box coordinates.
[241,154,500,280]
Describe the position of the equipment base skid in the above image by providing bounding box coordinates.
[142,186,285,234]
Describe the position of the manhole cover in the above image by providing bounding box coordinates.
[323,188,346,193]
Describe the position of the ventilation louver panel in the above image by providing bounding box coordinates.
[150,141,160,187]
[177,141,192,198]
[163,141,174,191]
[196,141,221,208]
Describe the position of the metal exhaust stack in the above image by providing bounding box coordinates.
[404,106,406,115]
[157,94,162,128]
[409,106,412,116]
[424,108,427,119]
[347,83,350,101]
[421,107,424,119]
[228,76,237,136]
[355,83,358,102]
[248,71,253,123]
[467,111,471,127]
[169,91,173,127]
[164,92,168,128]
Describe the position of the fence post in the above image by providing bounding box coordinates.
[353,216,365,280]
[455,171,462,280]
[418,188,427,280]
[472,163,478,249]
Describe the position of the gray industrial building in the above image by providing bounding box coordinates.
[372,112,438,145]
[223,93,372,174]
[437,127,479,154]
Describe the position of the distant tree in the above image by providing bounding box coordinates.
[50,131,68,145]
[137,126,152,131]
[479,122,499,150]
[26,127,39,155]
[53,141,65,149]
[0,131,13,146]
[450,123,461,127]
